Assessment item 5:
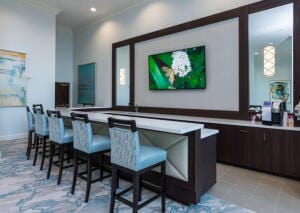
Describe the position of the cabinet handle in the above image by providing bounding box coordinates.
[239,130,249,134]
[263,132,266,142]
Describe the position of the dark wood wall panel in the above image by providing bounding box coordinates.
[112,0,298,120]
[294,0,300,104]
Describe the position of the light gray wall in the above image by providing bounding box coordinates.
[135,19,239,110]
[0,0,56,140]
[73,0,262,107]
[56,25,74,106]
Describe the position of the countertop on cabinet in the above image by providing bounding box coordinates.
[100,110,300,132]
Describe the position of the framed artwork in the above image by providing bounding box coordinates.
[270,80,291,103]
[0,49,27,107]
[78,63,95,105]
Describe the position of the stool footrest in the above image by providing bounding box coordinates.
[115,188,161,210]
[117,186,133,197]
[139,194,161,209]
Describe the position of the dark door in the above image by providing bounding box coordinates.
[55,82,70,107]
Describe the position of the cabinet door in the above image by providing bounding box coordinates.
[204,123,230,163]
[286,131,300,178]
[262,129,286,175]
[238,127,258,168]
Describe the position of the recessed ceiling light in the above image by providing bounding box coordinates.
[90,7,97,12]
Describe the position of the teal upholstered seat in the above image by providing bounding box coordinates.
[26,106,35,159]
[26,106,35,131]
[32,104,49,170]
[70,112,111,203]
[47,110,73,185]
[138,145,167,171]
[109,127,166,172]
[71,118,110,154]
[108,117,167,212]
[33,109,48,137]
[48,112,73,144]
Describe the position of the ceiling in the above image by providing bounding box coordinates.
[249,3,293,53]
[38,0,142,29]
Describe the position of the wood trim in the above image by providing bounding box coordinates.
[138,106,241,119]
[294,0,300,104]
[112,45,116,108]
[247,0,293,13]
[239,7,249,120]
[112,0,298,120]
[130,43,135,110]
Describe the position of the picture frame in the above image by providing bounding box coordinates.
[269,80,291,103]
[0,49,27,107]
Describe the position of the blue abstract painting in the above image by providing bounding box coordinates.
[0,49,26,107]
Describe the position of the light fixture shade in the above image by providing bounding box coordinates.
[264,45,275,77]
[120,68,126,85]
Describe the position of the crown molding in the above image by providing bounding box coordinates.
[20,0,61,15]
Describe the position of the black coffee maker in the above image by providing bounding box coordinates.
[271,102,286,126]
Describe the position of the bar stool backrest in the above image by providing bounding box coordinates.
[47,110,65,143]
[71,112,93,153]
[33,104,48,136]
[26,106,35,131]
[108,117,140,170]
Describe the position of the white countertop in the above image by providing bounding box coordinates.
[67,106,110,111]
[201,128,219,139]
[101,111,300,131]
[60,110,204,135]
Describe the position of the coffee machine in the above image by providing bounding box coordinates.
[271,102,285,126]
[262,101,285,126]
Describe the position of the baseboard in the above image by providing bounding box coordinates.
[0,132,28,141]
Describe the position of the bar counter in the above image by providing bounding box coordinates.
[60,109,218,205]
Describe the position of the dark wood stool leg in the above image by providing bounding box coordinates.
[85,155,92,202]
[109,165,117,213]
[71,151,78,194]
[33,136,39,166]
[47,143,54,179]
[116,171,119,189]
[26,131,32,158]
[100,154,104,181]
[67,144,71,163]
[133,173,140,213]
[161,161,166,212]
[57,144,64,185]
[40,136,47,170]
[139,175,142,202]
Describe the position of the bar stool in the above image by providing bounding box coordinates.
[108,117,167,213]
[46,110,74,185]
[32,104,49,170]
[70,112,111,203]
[26,106,35,159]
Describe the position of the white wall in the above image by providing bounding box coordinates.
[0,0,56,140]
[56,24,73,105]
[73,0,262,107]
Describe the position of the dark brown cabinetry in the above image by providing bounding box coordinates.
[205,123,300,179]
[55,82,70,107]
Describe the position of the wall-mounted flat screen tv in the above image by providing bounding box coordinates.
[148,45,206,90]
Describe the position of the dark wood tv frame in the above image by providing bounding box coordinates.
[112,0,299,120]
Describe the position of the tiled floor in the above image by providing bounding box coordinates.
[208,163,300,213]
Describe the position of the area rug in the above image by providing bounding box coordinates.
[0,139,255,213]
